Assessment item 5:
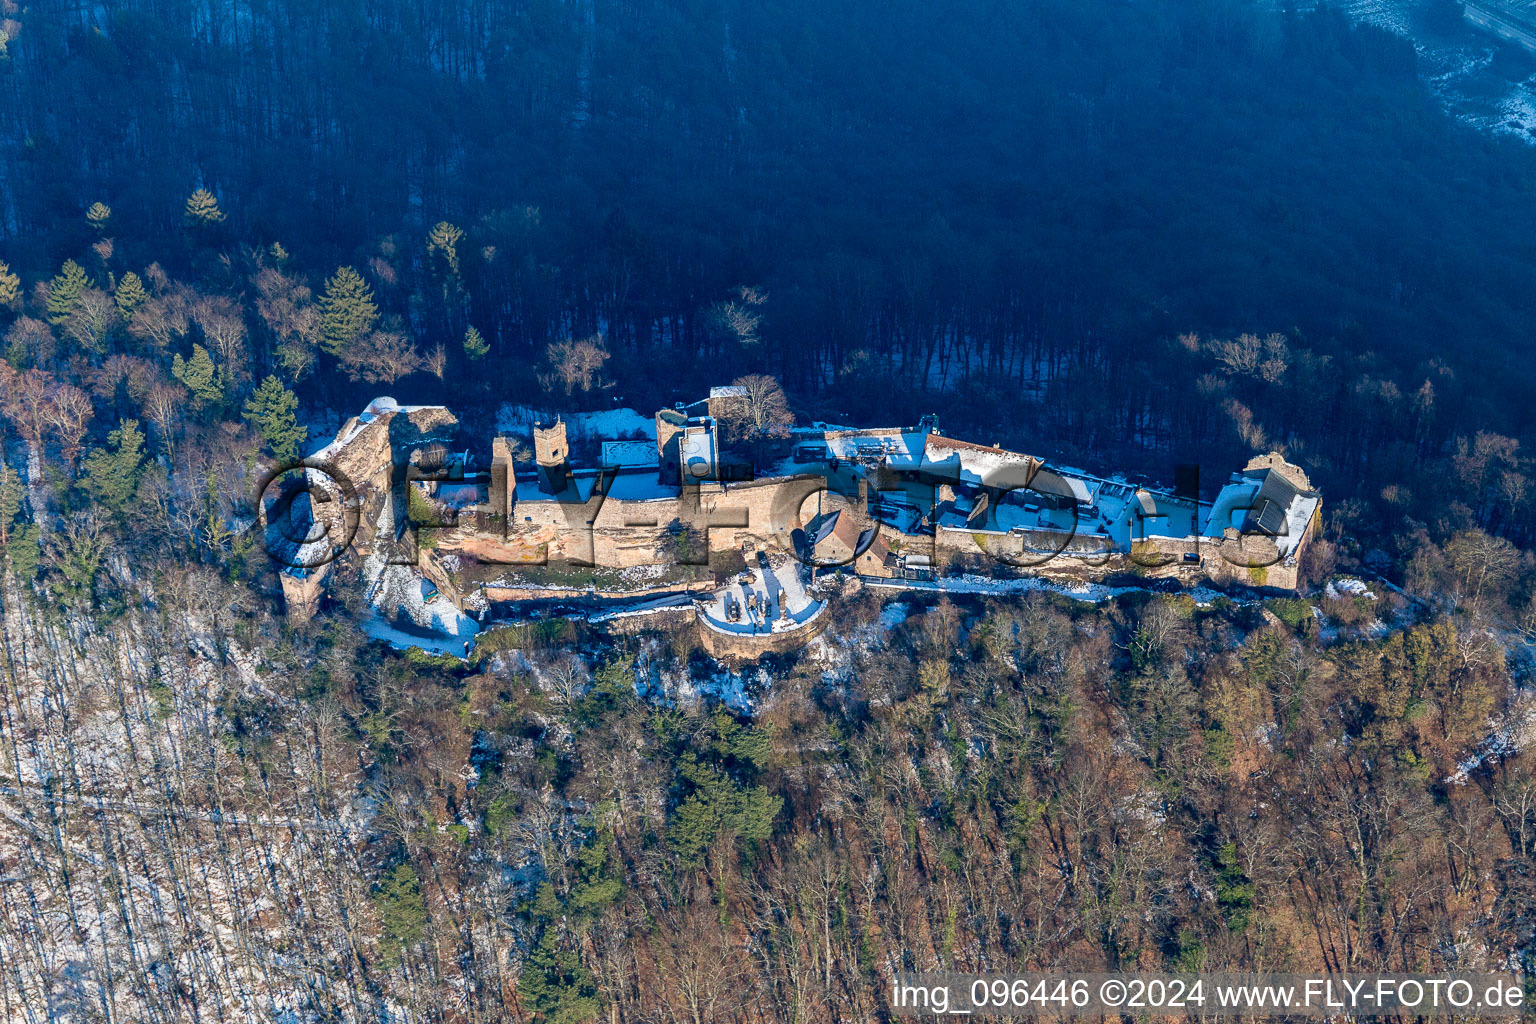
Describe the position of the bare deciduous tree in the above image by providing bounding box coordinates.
[541,334,610,396]
[721,373,794,444]
[142,382,188,457]
[425,342,447,380]
[4,315,57,367]
[193,295,250,382]
[61,288,120,353]
[127,292,191,352]
[253,266,322,381]
[336,329,424,384]
[0,364,54,453]
[47,382,95,467]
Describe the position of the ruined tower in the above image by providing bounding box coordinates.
[533,418,572,495]
[655,408,687,484]
[490,436,516,524]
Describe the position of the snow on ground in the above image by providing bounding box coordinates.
[626,637,761,711]
[361,609,478,658]
[309,396,447,460]
[693,667,761,712]
[804,598,911,688]
[1326,577,1376,600]
[698,553,825,635]
[1291,0,1536,145]
[358,500,481,658]
[864,572,1228,607]
[497,404,656,439]
[587,592,695,622]
[1333,0,1413,35]
[1446,688,1536,784]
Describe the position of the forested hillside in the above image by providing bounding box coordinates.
[5,0,1536,489]
[3,0,1536,1021]
[4,574,1536,1022]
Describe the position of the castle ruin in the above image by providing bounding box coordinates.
[267,391,1323,653]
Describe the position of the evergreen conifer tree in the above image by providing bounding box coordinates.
[242,376,307,462]
[0,462,21,544]
[0,260,20,309]
[81,420,147,516]
[318,266,379,356]
[183,188,226,226]
[427,221,464,277]
[172,344,226,408]
[86,202,112,234]
[518,931,601,1024]
[46,260,89,324]
[428,221,463,276]
[114,271,148,320]
[371,863,429,966]
[5,524,40,581]
[463,325,489,360]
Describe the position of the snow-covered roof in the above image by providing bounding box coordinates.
[823,428,929,469]
[1202,468,1318,559]
[513,468,679,503]
[922,435,1040,490]
[362,396,440,417]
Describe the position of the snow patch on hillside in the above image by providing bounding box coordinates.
[357,498,480,657]
[1445,689,1536,784]
[1303,0,1536,144]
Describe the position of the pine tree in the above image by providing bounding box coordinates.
[46,260,89,324]
[184,188,226,227]
[427,221,464,277]
[86,202,112,234]
[172,344,226,407]
[0,260,19,309]
[114,271,148,320]
[0,462,21,544]
[371,863,428,966]
[463,325,489,360]
[318,266,379,356]
[5,524,40,581]
[242,376,307,462]
[518,930,601,1024]
[81,420,147,516]
[269,241,291,266]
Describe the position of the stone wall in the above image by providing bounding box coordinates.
[485,473,834,567]
[280,566,328,621]
[1466,1,1536,53]
[696,608,832,661]
[310,405,459,542]
[481,579,716,604]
